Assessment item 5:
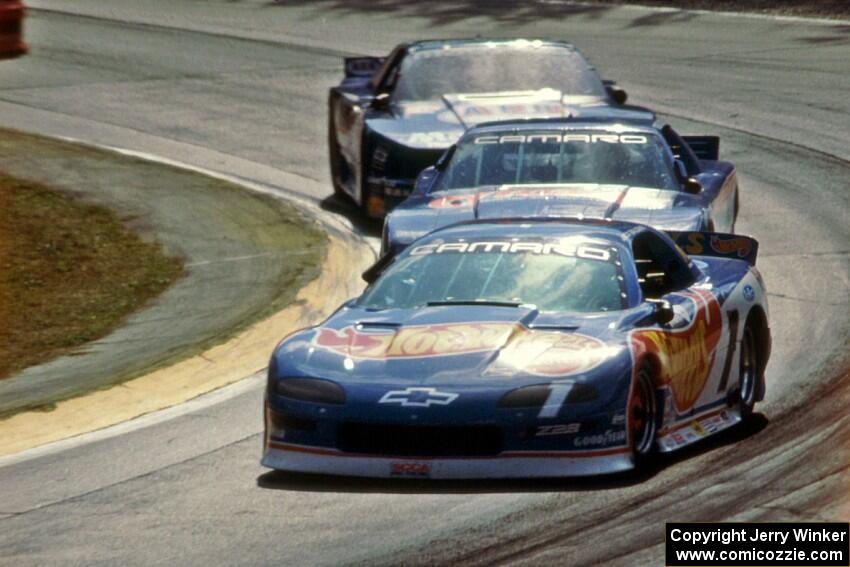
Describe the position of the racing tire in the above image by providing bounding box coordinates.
[327,118,349,199]
[737,322,759,421]
[629,363,659,468]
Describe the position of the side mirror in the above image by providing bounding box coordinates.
[684,177,703,194]
[370,92,390,111]
[604,81,628,105]
[413,166,438,195]
[648,299,675,325]
[362,252,395,284]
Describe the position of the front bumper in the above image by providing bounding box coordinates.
[261,400,633,479]
[262,441,633,479]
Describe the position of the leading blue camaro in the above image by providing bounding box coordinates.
[263,219,770,479]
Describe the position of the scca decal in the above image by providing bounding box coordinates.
[630,290,722,412]
[390,462,430,477]
[313,323,609,377]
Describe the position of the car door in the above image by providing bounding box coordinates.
[631,231,726,415]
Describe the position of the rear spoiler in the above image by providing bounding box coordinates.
[668,231,759,266]
[682,135,720,161]
[344,56,384,79]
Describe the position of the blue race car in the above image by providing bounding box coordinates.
[329,38,642,218]
[263,219,770,479]
[382,118,737,255]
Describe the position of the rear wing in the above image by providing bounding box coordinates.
[667,231,759,266]
[682,135,720,161]
[344,56,384,79]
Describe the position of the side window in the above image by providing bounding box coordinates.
[632,232,694,299]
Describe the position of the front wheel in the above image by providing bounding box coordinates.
[629,364,659,467]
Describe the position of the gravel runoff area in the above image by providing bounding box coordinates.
[0,128,326,418]
[578,0,850,19]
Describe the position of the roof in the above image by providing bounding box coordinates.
[408,38,576,52]
[466,114,658,134]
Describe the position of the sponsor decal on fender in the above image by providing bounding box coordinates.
[313,322,609,377]
[631,290,722,412]
[573,429,626,448]
[535,423,581,436]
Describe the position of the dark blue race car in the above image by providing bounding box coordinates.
[382,118,737,255]
[328,38,642,218]
[263,219,770,479]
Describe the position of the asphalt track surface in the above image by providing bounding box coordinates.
[0,1,848,565]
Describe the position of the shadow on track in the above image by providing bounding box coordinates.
[256,413,768,494]
[319,194,383,239]
[264,0,613,27]
[798,24,850,44]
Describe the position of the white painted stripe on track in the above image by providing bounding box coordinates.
[0,372,265,469]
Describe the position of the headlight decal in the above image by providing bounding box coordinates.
[275,377,346,405]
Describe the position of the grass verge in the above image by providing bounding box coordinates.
[0,172,184,379]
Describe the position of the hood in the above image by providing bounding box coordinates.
[367,91,655,149]
[274,304,630,388]
[388,185,705,248]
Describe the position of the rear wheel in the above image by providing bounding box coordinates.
[629,364,658,466]
[738,324,758,420]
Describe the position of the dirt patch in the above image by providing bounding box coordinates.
[579,0,850,19]
[0,172,183,379]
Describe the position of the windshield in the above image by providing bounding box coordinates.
[433,130,678,191]
[358,237,626,313]
[393,45,606,102]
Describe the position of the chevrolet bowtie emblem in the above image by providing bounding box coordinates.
[378,387,459,407]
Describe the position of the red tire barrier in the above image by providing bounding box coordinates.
[0,0,26,60]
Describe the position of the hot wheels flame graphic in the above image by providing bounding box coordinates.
[313,322,608,376]
[674,233,754,260]
[631,290,722,412]
[709,235,753,258]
